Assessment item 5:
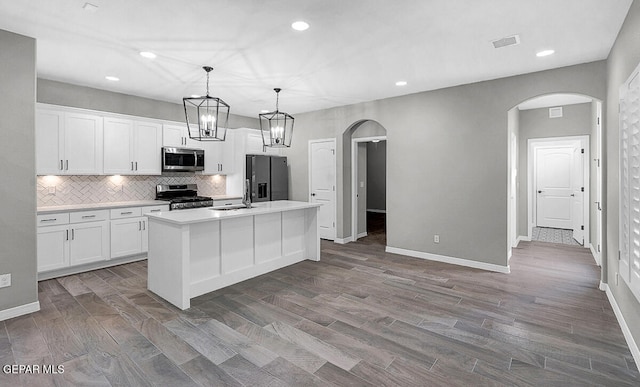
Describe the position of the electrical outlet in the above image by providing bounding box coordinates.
[47,186,56,195]
[0,274,11,288]
[434,235,440,243]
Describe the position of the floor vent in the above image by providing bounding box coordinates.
[492,35,520,49]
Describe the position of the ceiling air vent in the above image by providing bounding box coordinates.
[492,35,520,49]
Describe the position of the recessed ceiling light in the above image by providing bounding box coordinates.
[191,94,201,98]
[395,81,407,86]
[536,49,555,57]
[291,21,309,31]
[139,51,157,59]
[260,109,270,113]
[105,76,120,82]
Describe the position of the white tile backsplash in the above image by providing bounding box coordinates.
[37,173,226,206]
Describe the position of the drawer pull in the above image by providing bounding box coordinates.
[41,218,57,222]
[150,209,160,212]
[82,215,96,219]
[121,211,133,215]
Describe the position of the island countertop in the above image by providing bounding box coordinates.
[147,199,321,309]
[146,200,321,225]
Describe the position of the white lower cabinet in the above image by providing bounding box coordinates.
[37,204,169,276]
[36,210,109,273]
[110,205,168,259]
[110,217,147,258]
[69,221,110,266]
[37,225,70,272]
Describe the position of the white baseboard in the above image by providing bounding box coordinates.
[602,283,640,369]
[385,246,510,274]
[366,209,386,214]
[599,281,606,291]
[517,235,532,243]
[0,301,40,322]
[357,232,368,239]
[334,236,354,244]
[589,244,601,266]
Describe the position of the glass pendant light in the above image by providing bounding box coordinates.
[259,88,294,148]
[183,66,230,141]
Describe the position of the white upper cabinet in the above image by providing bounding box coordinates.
[163,123,201,149]
[104,117,162,175]
[36,106,103,175]
[203,129,235,175]
[36,109,64,175]
[245,129,281,155]
[103,117,134,174]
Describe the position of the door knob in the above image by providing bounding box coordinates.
[311,193,316,196]
[571,194,575,197]
[538,190,543,194]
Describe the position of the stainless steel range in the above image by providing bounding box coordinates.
[156,184,213,210]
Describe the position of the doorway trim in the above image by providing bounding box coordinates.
[527,135,590,246]
[351,135,386,241]
[308,138,337,241]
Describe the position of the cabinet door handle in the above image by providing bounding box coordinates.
[82,215,96,219]
[65,160,69,170]
[60,160,64,170]
[131,161,134,171]
[135,161,138,171]
[71,229,74,240]
[138,221,142,231]
[66,230,69,241]
[142,221,146,230]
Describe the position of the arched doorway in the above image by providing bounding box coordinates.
[342,120,388,244]
[507,93,603,265]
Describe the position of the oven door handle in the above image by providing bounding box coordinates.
[194,151,198,168]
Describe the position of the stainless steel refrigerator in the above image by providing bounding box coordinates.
[246,155,289,202]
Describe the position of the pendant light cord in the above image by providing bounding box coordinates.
[206,71,210,97]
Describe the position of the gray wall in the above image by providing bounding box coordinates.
[0,30,37,313]
[517,103,593,236]
[606,0,640,353]
[284,61,606,268]
[37,78,259,128]
[367,141,387,211]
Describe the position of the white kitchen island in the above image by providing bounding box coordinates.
[146,200,321,310]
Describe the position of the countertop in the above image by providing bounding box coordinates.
[36,195,242,214]
[146,200,321,225]
[37,200,171,214]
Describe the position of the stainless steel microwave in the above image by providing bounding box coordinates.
[162,147,205,172]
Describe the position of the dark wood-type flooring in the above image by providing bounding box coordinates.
[1,231,638,386]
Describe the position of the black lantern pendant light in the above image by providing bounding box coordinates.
[183,66,230,141]
[259,88,294,148]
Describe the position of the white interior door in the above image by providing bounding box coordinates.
[536,147,574,229]
[309,139,336,240]
[571,146,584,244]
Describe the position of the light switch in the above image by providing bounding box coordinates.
[359,181,364,188]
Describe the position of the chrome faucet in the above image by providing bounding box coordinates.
[242,179,252,208]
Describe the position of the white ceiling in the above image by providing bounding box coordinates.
[0,0,632,117]
[518,94,594,110]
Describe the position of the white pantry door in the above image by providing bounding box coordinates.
[536,147,574,229]
[309,139,336,240]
